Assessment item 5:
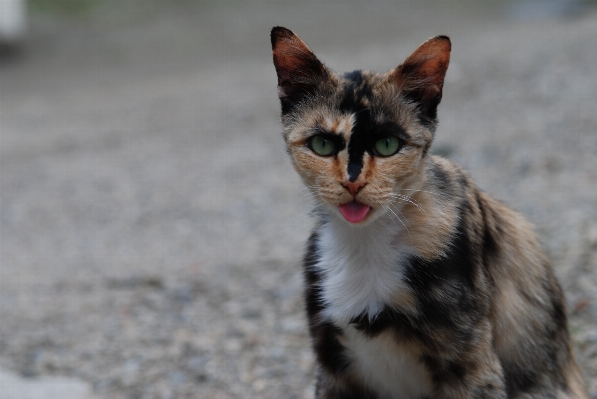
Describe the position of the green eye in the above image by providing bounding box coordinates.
[374,136,401,157]
[309,135,336,156]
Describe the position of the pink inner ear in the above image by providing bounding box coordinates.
[273,32,314,80]
[273,50,305,99]
[273,56,293,82]
[273,50,306,81]
[394,36,451,95]
[271,27,326,93]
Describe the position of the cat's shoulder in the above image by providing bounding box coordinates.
[426,155,475,196]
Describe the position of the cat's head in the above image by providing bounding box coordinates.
[271,27,450,225]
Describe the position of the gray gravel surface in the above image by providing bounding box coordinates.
[1,2,596,398]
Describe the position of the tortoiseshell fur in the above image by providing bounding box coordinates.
[271,27,589,399]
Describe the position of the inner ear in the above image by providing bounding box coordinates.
[392,36,451,120]
[271,27,328,112]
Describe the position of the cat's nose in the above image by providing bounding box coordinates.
[342,181,366,197]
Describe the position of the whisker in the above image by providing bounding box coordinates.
[390,194,428,217]
[387,200,443,245]
[383,204,402,229]
[399,188,450,200]
[384,204,412,244]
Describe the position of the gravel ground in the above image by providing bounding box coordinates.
[1,1,596,398]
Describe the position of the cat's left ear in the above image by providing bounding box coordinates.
[271,27,328,113]
[392,36,451,122]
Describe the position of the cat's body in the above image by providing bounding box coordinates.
[270,27,589,399]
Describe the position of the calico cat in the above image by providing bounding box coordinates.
[270,27,589,399]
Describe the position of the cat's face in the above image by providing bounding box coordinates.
[271,27,450,225]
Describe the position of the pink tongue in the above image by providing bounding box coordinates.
[339,201,371,223]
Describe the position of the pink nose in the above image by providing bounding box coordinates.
[342,181,366,196]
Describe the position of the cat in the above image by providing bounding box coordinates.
[270,26,589,399]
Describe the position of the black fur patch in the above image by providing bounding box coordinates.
[350,306,410,338]
[504,368,539,397]
[422,356,467,384]
[313,322,351,375]
[343,70,364,86]
[303,233,320,282]
[406,217,476,293]
[340,72,371,182]
[339,71,409,182]
[302,231,351,376]
[303,231,324,317]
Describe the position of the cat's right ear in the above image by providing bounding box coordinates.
[271,27,328,113]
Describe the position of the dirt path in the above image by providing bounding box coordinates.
[1,2,596,398]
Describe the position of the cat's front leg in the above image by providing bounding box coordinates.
[429,348,507,399]
[314,368,377,399]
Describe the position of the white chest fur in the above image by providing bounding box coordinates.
[315,216,412,325]
[314,216,432,398]
[344,327,432,399]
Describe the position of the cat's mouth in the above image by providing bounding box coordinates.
[339,201,371,224]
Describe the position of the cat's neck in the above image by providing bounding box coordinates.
[317,214,413,324]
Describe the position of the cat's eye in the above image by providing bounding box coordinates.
[373,136,401,157]
[309,135,336,156]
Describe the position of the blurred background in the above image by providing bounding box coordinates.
[1,1,596,398]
